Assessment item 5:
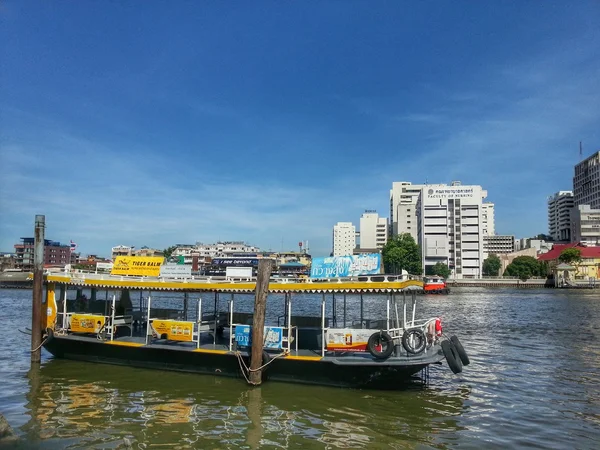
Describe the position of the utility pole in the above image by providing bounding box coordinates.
[31,215,45,363]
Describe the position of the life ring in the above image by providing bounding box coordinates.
[441,340,463,374]
[401,328,427,354]
[367,331,394,359]
[450,335,470,366]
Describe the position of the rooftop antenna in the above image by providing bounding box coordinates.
[580,141,583,160]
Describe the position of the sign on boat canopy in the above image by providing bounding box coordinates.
[310,253,381,278]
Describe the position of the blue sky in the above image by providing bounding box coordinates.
[1,1,599,258]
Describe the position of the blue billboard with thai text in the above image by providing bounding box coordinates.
[310,254,381,278]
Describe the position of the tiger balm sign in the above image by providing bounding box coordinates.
[70,314,106,333]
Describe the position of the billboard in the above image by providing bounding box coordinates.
[212,258,258,267]
[310,253,381,278]
[110,256,164,277]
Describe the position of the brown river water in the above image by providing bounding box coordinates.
[0,288,599,449]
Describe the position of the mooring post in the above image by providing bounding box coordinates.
[31,215,45,363]
[249,258,274,385]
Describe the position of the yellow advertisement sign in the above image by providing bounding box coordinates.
[71,314,105,333]
[151,319,194,342]
[110,256,164,277]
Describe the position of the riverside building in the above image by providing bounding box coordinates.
[570,205,600,246]
[332,222,356,256]
[573,151,600,209]
[483,235,515,258]
[389,182,424,242]
[547,191,574,242]
[359,210,388,251]
[416,181,488,279]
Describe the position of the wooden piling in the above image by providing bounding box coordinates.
[249,258,274,385]
[31,215,45,363]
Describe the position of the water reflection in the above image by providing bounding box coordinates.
[20,358,469,449]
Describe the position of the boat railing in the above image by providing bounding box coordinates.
[46,269,423,285]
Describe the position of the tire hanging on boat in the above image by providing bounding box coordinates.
[367,331,394,359]
[401,328,427,354]
[441,340,463,374]
[450,335,470,366]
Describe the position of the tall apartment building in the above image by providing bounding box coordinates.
[417,182,488,279]
[14,238,72,270]
[571,205,600,246]
[573,151,600,208]
[547,191,574,241]
[332,222,356,256]
[482,202,495,236]
[389,182,424,242]
[359,210,388,250]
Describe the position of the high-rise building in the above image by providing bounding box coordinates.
[417,181,488,279]
[547,191,574,241]
[571,205,600,246]
[359,210,388,250]
[482,202,495,236]
[332,222,356,256]
[389,182,425,242]
[573,151,600,208]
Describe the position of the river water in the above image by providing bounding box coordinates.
[1,288,599,449]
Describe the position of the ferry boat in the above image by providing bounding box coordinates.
[423,276,450,294]
[38,272,469,389]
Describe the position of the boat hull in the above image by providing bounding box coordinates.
[44,334,445,389]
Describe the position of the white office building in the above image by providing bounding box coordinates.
[359,210,388,250]
[483,235,515,258]
[417,181,488,279]
[571,205,600,246]
[547,191,574,241]
[332,222,356,256]
[482,202,495,236]
[573,151,600,209]
[389,182,425,242]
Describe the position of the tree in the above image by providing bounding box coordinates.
[431,262,451,279]
[503,256,543,281]
[482,254,502,276]
[382,233,422,275]
[558,248,582,265]
[163,245,177,259]
[533,234,553,242]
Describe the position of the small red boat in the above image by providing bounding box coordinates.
[423,277,450,294]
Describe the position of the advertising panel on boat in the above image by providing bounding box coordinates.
[234,325,284,349]
[325,328,373,352]
[150,319,194,341]
[110,256,164,277]
[310,253,381,278]
[70,314,105,333]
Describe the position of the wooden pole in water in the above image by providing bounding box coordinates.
[249,258,274,385]
[31,215,45,363]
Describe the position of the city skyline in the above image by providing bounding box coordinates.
[1,2,599,257]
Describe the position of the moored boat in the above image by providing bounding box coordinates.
[423,276,450,294]
[39,272,468,389]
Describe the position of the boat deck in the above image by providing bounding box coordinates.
[53,331,444,367]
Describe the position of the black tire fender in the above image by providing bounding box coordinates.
[367,331,394,359]
[450,335,470,366]
[402,328,427,354]
[441,340,463,374]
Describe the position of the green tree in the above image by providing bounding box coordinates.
[503,256,543,281]
[558,248,582,265]
[163,245,177,259]
[431,262,451,279]
[382,233,422,275]
[482,254,502,276]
